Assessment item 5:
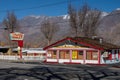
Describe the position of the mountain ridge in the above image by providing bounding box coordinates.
[0,9,120,47]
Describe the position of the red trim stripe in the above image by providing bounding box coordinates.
[44,37,104,50]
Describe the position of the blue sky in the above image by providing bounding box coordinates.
[0,0,120,21]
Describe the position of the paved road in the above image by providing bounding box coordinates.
[0,61,120,80]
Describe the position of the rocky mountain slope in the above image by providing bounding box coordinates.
[19,15,70,44]
[97,9,120,45]
[0,9,120,47]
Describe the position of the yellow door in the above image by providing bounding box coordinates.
[72,50,77,59]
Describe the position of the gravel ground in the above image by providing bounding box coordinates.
[0,60,120,80]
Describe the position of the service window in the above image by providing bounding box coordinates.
[86,51,92,60]
[86,51,98,60]
[92,51,98,60]
[48,50,57,59]
[78,51,83,59]
[59,50,70,59]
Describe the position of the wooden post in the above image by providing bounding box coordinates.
[98,50,101,64]
[112,50,114,61]
[18,40,23,59]
[116,49,119,61]
[18,46,22,59]
[109,53,112,61]
[20,47,22,59]
[57,50,59,63]
[90,51,92,60]
[114,50,116,62]
[118,49,120,60]
[45,50,48,62]
[83,50,86,64]
[70,50,72,63]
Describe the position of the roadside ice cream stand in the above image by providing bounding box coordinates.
[10,32,24,59]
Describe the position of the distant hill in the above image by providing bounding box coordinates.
[0,9,120,47]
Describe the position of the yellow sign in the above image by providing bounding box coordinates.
[56,44,84,48]
[72,51,77,59]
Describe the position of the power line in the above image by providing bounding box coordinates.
[0,0,80,12]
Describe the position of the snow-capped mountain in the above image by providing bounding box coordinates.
[0,9,120,47]
[116,8,120,11]
[62,15,70,20]
[101,12,109,17]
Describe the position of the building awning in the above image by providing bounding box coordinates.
[26,50,46,54]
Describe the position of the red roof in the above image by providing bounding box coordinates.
[44,37,120,50]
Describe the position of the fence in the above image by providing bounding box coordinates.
[0,55,46,62]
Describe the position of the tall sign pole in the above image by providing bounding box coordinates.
[10,32,24,59]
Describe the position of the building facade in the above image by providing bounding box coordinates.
[44,37,120,64]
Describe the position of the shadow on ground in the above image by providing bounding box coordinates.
[0,64,120,80]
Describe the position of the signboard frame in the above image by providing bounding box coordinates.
[10,32,24,41]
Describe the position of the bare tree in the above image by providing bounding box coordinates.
[78,4,90,36]
[68,4,101,37]
[83,9,101,37]
[68,4,78,37]
[3,12,19,32]
[2,12,20,47]
[40,20,59,45]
